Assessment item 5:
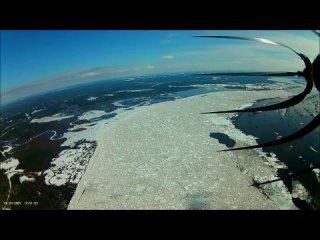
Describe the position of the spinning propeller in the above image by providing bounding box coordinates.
[194,35,319,151]
[195,33,320,186]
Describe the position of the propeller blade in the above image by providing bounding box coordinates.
[312,30,320,37]
[200,59,313,114]
[194,35,301,56]
[195,71,300,77]
[313,54,320,91]
[218,113,320,152]
[253,162,320,187]
[200,83,312,114]
[194,36,312,77]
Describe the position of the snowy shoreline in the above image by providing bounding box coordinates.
[69,90,303,210]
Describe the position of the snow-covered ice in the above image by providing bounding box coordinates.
[31,113,73,123]
[31,109,44,114]
[69,90,299,210]
[87,97,98,101]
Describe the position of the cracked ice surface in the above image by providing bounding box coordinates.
[69,90,298,210]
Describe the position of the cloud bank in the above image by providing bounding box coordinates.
[162,55,174,60]
[1,65,158,105]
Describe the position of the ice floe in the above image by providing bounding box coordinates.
[253,175,298,210]
[291,180,311,201]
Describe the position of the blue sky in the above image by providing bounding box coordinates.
[1,30,318,104]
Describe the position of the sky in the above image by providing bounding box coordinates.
[1,30,319,105]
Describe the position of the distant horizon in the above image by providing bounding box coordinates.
[0,70,195,107]
[1,30,318,104]
[0,69,225,107]
[0,69,305,108]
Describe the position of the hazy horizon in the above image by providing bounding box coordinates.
[1,30,318,105]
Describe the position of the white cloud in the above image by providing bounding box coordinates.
[146,65,156,69]
[162,55,174,60]
[79,71,101,78]
[1,64,161,105]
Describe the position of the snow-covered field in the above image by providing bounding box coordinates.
[43,107,141,187]
[31,113,74,123]
[86,97,98,101]
[31,108,44,115]
[44,141,96,186]
[0,157,23,202]
[1,145,14,156]
[19,175,35,183]
[77,110,107,121]
[0,157,19,172]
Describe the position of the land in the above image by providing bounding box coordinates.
[1,73,317,209]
